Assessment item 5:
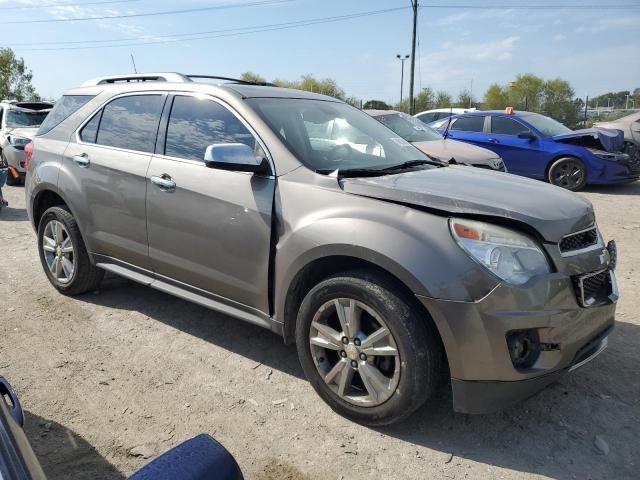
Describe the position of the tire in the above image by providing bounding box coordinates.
[37,206,104,295]
[295,270,443,426]
[548,157,587,191]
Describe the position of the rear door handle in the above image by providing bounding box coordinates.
[487,138,500,144]
[150,174,176,191]
[73,154,90,167]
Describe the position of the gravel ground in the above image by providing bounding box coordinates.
[1,182,639,480]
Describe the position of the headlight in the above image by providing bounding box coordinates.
[8,136,31,148]
[588,148,629,162]
[450,218,551,285]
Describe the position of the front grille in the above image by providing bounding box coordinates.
[559,227,598,254]
[572,269,612,307]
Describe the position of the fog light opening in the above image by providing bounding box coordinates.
[507,330,540,369]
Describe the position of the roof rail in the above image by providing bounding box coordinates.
[187,75,275,87]
[0,99,19,104]
[80,72,191,87]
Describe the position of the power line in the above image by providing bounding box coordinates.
[420,3,640,9]
[0,0,139,11]
[9,0,294,24]
[11,7,410,51]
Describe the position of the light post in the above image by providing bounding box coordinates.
[396,54,410,106]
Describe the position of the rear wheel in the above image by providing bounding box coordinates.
[37,206,104,295]
[295,271,443,426]
[548,157,587,191]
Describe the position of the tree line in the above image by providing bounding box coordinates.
[1,46,638,128]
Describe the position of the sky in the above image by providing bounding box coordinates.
[1,0,639,104]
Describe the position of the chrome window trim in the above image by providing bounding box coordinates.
[74,90,275,175]
[558,226,603,257]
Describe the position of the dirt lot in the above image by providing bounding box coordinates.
[1,182,639,480]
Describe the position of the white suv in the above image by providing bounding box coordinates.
[0,100,53,185]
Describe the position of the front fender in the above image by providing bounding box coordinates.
[273,201,498,324]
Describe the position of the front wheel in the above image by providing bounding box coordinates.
[295,271,443,426]
[548,157,587,191]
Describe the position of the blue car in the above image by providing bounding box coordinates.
[429,110,639,190]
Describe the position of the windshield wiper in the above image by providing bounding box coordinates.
[382,159,446,171]
[315,167,389,177]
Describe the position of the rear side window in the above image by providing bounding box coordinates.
[491,116,527,135]
[96,95,164,153]
[164,96,256,161]
[451,116,485,132]
[79,110,102,143]
[37,95,94,135]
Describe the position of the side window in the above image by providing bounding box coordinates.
[96,95,164,153]
[79,110,102,144]
[451,116,485,132]
[491,116,528,135]
[164,96,256,161]
[437,112,452,120]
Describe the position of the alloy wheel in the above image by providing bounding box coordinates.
[309,298,401,407]
[42,220,75,284]
[554,162,584,189]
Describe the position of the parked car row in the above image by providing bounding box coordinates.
[23,72,618,427]
[365,109,506,171]
[415,107,638,191]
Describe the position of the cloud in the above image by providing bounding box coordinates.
[553,33,566,41]
[437,35,520,63]
[405,36,520,93]
[576,15,640,33]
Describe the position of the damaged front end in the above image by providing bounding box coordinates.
[553,127,624,152]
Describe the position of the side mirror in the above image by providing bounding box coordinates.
[204,143,270,174]
[517,130,536,141]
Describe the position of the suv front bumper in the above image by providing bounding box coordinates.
[417,270,616,414]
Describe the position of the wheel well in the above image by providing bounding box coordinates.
[282,256,445,356]
[33,190,67,227]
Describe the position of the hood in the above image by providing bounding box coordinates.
[412,138,499,166]
[5,127,38,140]
[553,127,624,152]
[341,166,594,243]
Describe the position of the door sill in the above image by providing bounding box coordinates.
[94,255,273,330]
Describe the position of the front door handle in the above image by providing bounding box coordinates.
[73,154,90,167]
[150,174,176,191]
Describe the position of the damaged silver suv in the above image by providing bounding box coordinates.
[26,73,618,425]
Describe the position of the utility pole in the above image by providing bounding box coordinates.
[408,0,418,114]
[396,54,410,106]
[584,95,589,124]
